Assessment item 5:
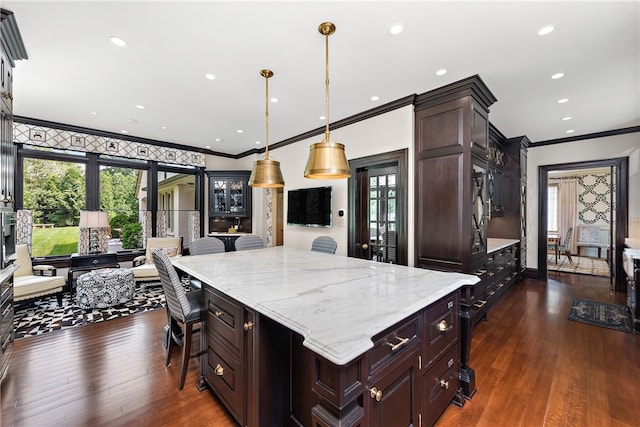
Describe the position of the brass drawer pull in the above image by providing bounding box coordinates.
[385,336,409,351]
[369,387,383,401]
[472,300,487,309]
[440,379,449,389]
[214,311,223,318]
[215,364,224,376]
[243,321,254,331]
[437,320,453,333]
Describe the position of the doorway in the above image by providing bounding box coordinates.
[538,158,628,291]
[348,150,408,265]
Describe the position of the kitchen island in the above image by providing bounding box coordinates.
[172,246,480,426]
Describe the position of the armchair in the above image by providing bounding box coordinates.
[131,237,183,284]
[13,244,65,305]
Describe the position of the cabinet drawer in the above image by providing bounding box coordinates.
[205,341,245,425]
[205,288,243,355]
[368,315,420,375]
[422,345,459,427]
[423,292,458,370]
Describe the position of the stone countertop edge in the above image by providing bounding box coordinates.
[487,238,520,253]
[172,248,479,366]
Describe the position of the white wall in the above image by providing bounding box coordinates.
[527,132,640,269]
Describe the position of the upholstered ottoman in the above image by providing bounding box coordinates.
[76,268,135,309]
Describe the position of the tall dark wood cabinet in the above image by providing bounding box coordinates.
[1,9,26,210]
[0,8,26,385]
[414,75,497,273]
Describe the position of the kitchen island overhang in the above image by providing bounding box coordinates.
[171,246,480,426]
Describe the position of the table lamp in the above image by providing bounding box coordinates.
[79,210,109,254]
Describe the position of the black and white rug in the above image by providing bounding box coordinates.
[13,284,166,340]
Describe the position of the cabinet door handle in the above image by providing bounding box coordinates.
[385,336,409,351]
[437,320,453,333]
[369,387,383,401]
[215,364,224,376]
[243,321,254,331]
[440,379,450,389]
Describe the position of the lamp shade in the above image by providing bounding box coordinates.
[249,158,285,188]
[304,141,351,179]
[79,210,109,228]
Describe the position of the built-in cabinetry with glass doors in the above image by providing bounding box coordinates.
[206,171,252,233]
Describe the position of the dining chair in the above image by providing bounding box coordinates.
[152,248,204,390]
[556,227,574,265]
[189,237,225,255]
[311,236,337,254]
[234,234,264,251]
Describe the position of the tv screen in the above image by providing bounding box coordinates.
[287,186,332,227]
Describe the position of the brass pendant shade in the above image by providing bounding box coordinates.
[304,22,351,180]
[249,69,285,188]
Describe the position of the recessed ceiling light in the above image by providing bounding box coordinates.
[205,73,216,80]
[562,116,572,121]
[270,97,279,103]
[320,116,326,120]
[551,73,564,79]
[436,69,447,76]
[135,104,145,110]
[215,138,223,143]
[90,111,97,115]
[120,130,128,134]
[205,145,211,149]
[127,118,138,123]
[538,26,554,36]
[255,141,261,145]
[236,129,243,134]
[389,24,403,35]
[371,96,380,101]
[109,36,127,47]
[161,126,167,130]
[557,98,568,104]
[566,129,575,134]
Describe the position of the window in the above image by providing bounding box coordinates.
[23,157,86,257]
[548,184,559,232]
[99,165,143,250]
[157,171,196,242]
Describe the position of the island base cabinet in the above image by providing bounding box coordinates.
[422,345,460,427]
[365,345,420,427]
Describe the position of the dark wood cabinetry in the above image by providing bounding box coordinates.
[206,171,252,233]
[414,75,496,273]
[0,264,16,383]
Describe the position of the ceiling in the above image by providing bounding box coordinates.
[4,1,639,157]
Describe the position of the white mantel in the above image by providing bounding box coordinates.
[171,246,479,365]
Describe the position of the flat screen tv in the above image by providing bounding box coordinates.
[287,186,332,228]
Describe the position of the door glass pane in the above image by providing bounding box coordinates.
[213,180,227,212]
[157,172,196,245]
[370,176,377,188]
[368,169,397,264]
[229,179,244,213]
[99,165,142,251]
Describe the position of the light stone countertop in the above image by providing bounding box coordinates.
[207,232,249,237]
[171,246,479,365]
[487,238,519,253]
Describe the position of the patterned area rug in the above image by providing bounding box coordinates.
[568,298,632,333]
[13,284,165,340]
[547,254,610,277]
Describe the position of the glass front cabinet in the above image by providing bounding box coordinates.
[206,171,251,217]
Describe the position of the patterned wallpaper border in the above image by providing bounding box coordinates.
[13,122,206,167]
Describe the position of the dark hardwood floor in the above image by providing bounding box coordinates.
[1,271,638,426]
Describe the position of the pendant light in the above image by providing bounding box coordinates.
[249,69,285,188]
[304,22,351,179]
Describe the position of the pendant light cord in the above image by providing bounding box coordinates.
[324,31,330,143]
[265,73,270,159]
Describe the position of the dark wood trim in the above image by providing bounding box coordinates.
[348,149,408,265]
[531,126,640,147]
[537,157,629,291]
[414,74,497,112]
